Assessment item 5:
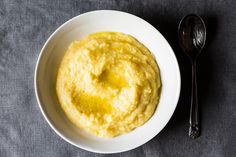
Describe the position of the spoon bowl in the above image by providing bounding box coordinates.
[178,14,206,58]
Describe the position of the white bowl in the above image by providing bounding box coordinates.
[34,10,181,154]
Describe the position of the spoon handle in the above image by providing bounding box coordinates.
[189,60,200,139]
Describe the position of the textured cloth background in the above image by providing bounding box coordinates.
[0,0,236,156]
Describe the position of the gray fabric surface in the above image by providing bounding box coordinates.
[0,0,236,156]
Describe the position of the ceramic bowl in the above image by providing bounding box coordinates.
[34,10,181,153]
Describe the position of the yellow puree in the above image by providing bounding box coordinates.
[56,32,161,138]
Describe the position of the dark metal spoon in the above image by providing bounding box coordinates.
[178,14,206,139]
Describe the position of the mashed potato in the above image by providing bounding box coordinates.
[56,32,161,138]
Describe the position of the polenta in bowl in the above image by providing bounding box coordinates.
[56,32,162,138]
[35,10,180,153]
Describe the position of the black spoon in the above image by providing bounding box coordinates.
[178,14,206,139]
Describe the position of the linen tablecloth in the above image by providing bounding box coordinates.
[0,0,235,156]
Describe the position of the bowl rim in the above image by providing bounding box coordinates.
[34,10,181,154]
